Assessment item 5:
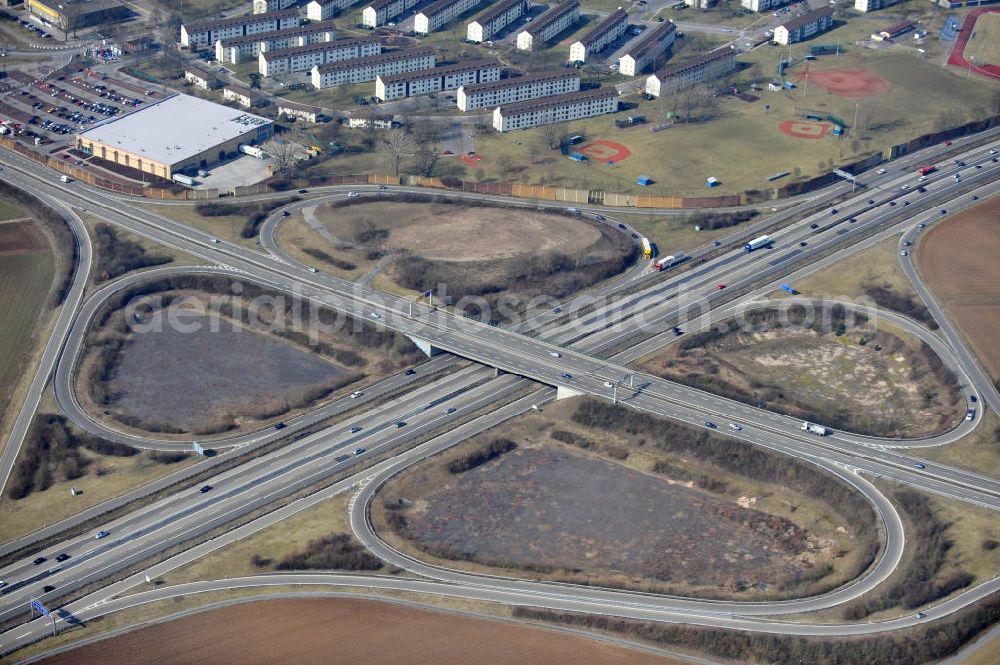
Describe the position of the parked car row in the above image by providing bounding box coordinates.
[71,76,144,107]
[15,18,51,39]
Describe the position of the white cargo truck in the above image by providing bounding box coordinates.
[801,421,830,436]
[744,235,770,253]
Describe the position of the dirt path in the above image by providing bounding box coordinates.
[37,598,693,665]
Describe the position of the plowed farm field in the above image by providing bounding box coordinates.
[917,197,1000,381]
[36,598,686,665]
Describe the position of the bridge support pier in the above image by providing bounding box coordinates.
[407,336,439,358]
[556,386,584,400]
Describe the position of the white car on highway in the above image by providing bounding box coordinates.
[729,423,742,431]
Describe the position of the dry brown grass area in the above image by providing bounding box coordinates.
[76,283,421,438]
[300,199,636,315]
[317,201,601,262]
[36,598,686,665]
[374,397,867,600]
[637,309,963,438]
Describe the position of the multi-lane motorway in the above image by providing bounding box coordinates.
[0,131,998,659]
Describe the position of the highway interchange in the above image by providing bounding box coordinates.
[0,130,998,659]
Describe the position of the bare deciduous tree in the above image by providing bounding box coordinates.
[264,140,296,174]
[541,124,562,150]
[380,128,415,176]
[859,99,879,131]
[414,147,438,176]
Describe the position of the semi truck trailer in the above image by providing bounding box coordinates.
[655,253,687,271]
[801,421,830,436]
[744,235,770,253]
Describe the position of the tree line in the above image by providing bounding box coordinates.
[93,222,171,283]
[271,533,382,571]
[194,196,299,239]
[513,591,1000,665]
[447,438,517,474]
[842,489,973,620]
[7,414,139,500]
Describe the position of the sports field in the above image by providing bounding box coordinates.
[916,197,1000,382]
[463,19,999,197]
[963,11,1000,69]
[37,598,685,665]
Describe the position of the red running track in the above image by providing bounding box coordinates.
[947,8,1000,80]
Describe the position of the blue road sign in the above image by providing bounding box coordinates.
[781,283,795,294]
[32,600,49,617]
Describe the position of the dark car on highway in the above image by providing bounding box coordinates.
[200,485,213,493]
[33,557,47,565]
[55,553,70,562]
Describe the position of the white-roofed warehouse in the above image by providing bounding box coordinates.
[75,94,274,179]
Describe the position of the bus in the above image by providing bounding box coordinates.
[641,237,653,260]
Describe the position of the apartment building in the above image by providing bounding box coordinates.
[215,22,337,64]
[493,87,618,131]
[180,8,301,48]
[184,66,219,90]
[516,1,580,51]
[223,83,263,108]
[618,20,676,76]
[739,0,789,12]
[278,101,322,123]
[259,36,382,76]
[415,0,486,34]
[346,114,395,129]
[253,0,298,13]
[375,59,500,100]
[456,70,580,111]
[361,0,420,27]
[568,8,628,63]
[853,0,904,11]
[306,0,358,20]
[467,0,529,43]
[773,6,834,45]
[644,45,736,97]
[311,46,435,88]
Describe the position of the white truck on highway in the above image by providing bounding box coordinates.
[801,421,831,436]
[654,253,687,271]
[744,235,770,253]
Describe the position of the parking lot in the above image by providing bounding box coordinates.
[0,70,155,165]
